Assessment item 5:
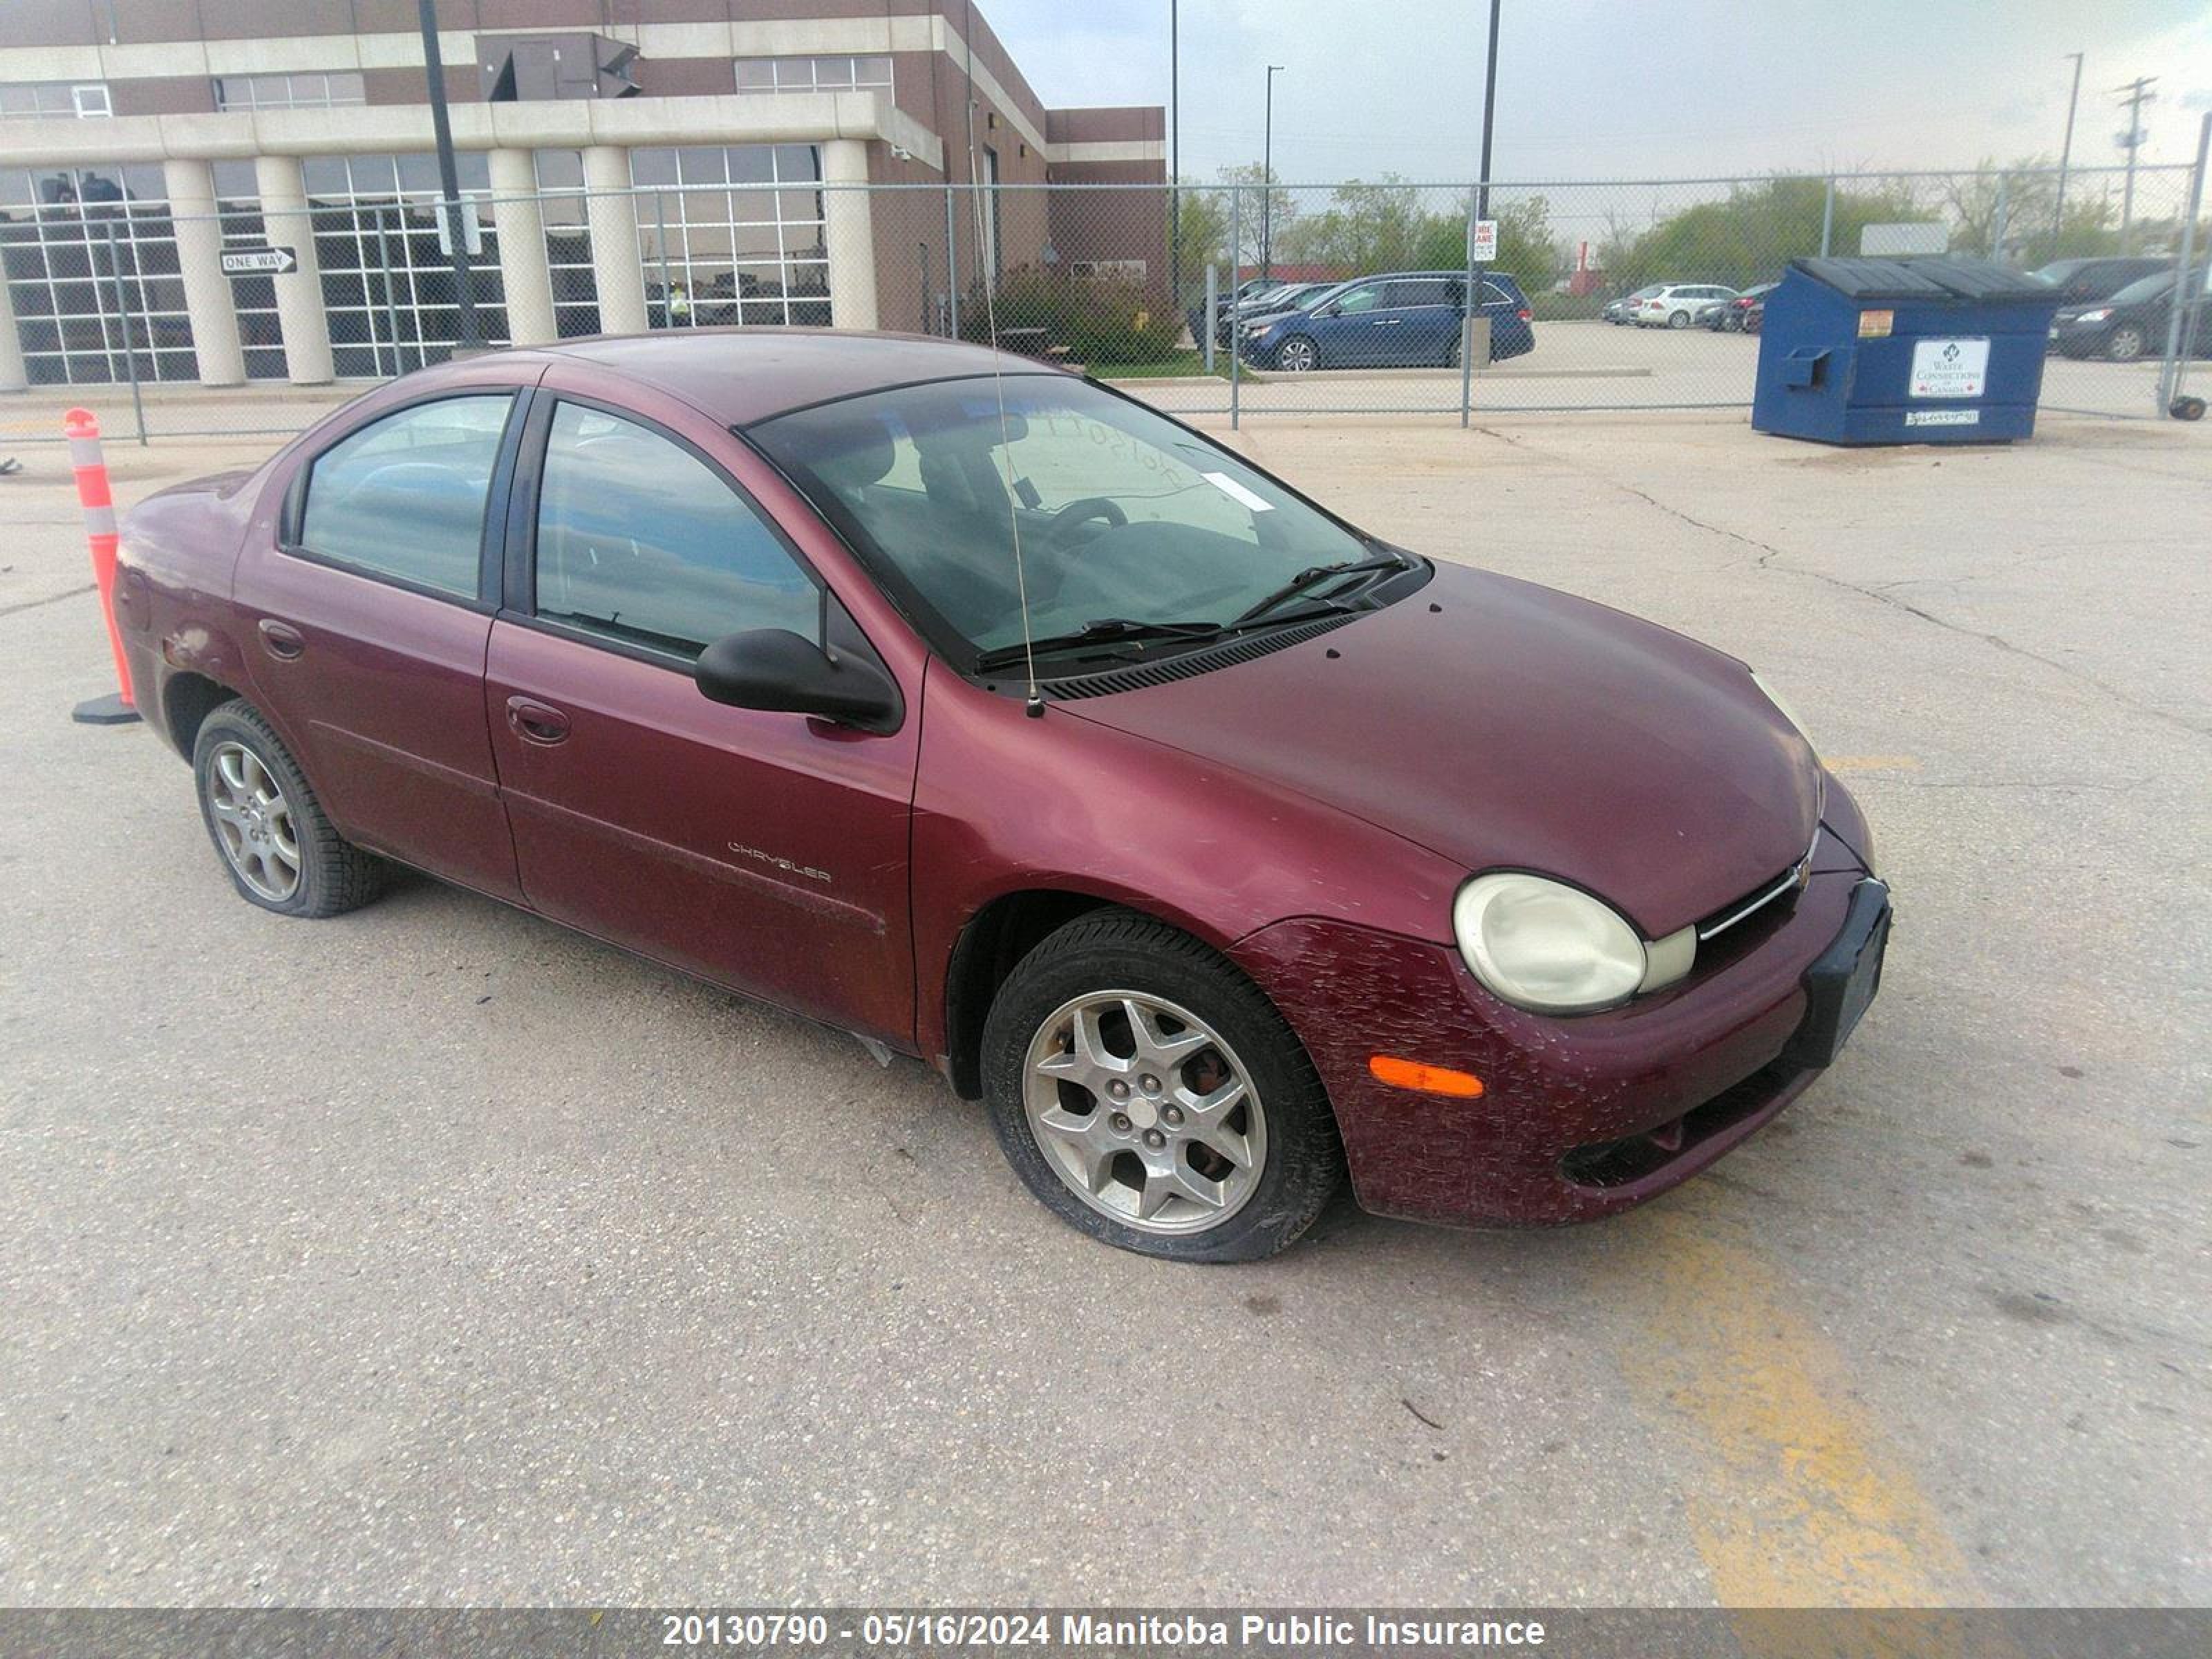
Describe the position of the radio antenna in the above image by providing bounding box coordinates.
[962,44,1044,717]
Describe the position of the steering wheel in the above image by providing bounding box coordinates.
[1043,496,1128,550]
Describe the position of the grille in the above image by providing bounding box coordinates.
[1696,827,1820,944]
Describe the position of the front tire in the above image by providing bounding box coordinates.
[2106,324,2146,363]
[193,700,386,918]
[981,910,1343,1262]
[1275,335,1319,373]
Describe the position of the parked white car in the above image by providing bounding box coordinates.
[1635,284,1738,328]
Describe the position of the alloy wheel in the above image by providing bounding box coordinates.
[1278,338,1317,372]
[1021,990,1268,1236]
[2107,326,2146,363]
[205,740,301,902]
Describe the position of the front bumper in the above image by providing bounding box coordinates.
[1232,804,1884,1228]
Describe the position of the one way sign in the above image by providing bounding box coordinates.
[220,246,297,276]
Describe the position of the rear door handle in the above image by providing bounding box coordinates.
[257,619,305,660]
[505,695,571,746]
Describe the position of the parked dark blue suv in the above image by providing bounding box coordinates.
[1237,270,1537,371]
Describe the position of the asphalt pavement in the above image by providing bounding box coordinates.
[0,402,2205,1606]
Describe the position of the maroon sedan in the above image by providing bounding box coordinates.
[116,331,1886,1262]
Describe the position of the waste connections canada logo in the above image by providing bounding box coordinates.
[1057,1612,1548,1649]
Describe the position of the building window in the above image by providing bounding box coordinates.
[734,55,892,95]
[0,82,111,118]
[303,153,510,377]
[212,159,287,380]
[214,72,366,112]
[630,145,828,330]
[533,149,600,339]
[0,165,196,386]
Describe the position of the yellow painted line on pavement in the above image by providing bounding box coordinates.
[1602,1200,1983,1615]
[1824,754,1923,773]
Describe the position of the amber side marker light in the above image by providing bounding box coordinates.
[1368,1055,1485,1097]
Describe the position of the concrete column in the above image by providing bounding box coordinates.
[488,147,556,347]
[162,156,245,387]
[0,262,26,392]
[254,153,334,384]
[821,138,879,332]
[581,145,648,337]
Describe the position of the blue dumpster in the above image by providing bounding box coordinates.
[1752,256,2061,444]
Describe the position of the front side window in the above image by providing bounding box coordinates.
[749,376,1378,662]
[533,403,818,659]
[1331,283,1385,315]
[299,395,513,597]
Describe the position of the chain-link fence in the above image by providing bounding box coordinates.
[1,160,2203,444]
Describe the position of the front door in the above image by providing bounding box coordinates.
[482,386,919,1046]
[233,386,530,901]
[1311,279,1391,366]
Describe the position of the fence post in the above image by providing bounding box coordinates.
[64,408,139,725]
[1819,176,1835,258]
[1229,183,1242,429]
[1461,187,1479,429]
[102,224,148,447]
[2157,111,2211,414]
[1989,171,2009,260]
[1203,263,1217,373]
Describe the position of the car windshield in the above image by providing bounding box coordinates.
[748,375,1381,664]
[2103,272,2173,306]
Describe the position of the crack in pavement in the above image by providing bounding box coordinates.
[0,583,95,621]
[1470,424,2211,744]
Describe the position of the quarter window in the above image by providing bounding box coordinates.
[532,403,817,658]
[299,395,513,597]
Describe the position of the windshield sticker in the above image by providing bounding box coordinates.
[1201,471,1274,513]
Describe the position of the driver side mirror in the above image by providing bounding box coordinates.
[695,628,900,733]
[1315,301,1340,318]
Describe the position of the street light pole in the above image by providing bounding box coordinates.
[416,0,482,352]
[1476,0,1501,223]
[1262,64,1283,278]
[2112,74,2159,252]
[2053,51,2083,256]
[1169,0,1180,308]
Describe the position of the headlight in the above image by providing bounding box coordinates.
[1750,668,1817,758]
[1454,873,1690,1013]
[2076,308,2112,323]
[1243,321,1272,337]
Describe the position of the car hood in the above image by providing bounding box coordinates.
[1241,308,1311,330]
[1062,562,1821,938]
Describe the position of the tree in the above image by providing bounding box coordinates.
[1274,176,1555,285]
[1606,176,1924,291]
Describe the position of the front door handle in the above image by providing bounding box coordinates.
[505,695,571,746]
[257,619,305,660]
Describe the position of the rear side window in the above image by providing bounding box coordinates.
[299,395,512,599]
[532,402,818,659]
[1387,279,1455,307]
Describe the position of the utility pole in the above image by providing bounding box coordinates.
[1262,64,1283,278]
[2112,75,2158,252]
[2053,52,2083,256]
[416,0,481,352]
[1169,0,1180,309]
[1477,0,1501,224]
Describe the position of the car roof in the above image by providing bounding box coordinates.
[435,328,1065,426]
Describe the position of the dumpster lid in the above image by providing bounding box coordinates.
[1790,255,2054,302]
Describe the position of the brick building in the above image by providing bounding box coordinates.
[0,1,1167,386]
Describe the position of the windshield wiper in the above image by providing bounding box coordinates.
[1232,552,1412,626]
[973,617,1224,675]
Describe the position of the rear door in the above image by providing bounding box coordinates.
[1372,277,1460,364]
[481,376,920,1045]
[234,381,536,900]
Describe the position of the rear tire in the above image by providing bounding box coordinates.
[1668,309,1691,329]
[981,908,1343,1262]
[193,700,386,919]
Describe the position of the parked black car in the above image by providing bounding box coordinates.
[1705,281,1777,332]
[2030,256,2171,307]
[2050,266,2211,363]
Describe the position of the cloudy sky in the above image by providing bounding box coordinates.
[986,0,2212,186]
